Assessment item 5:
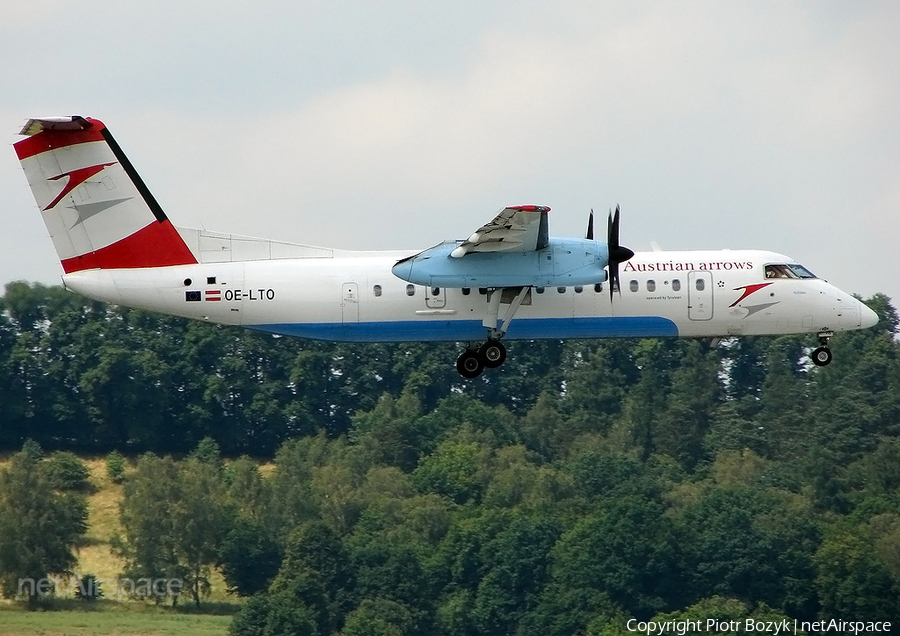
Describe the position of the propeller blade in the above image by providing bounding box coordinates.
[608,207,618,301]
[607,209,614,249]
[586,209,594,240]
[606,204,634,302]
[611,205,622,248]
[609,260,619,302]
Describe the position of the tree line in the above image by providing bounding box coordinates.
[0,281,899,633]
[0,281,573,455]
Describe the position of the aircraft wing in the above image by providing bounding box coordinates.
[449,205,550,258]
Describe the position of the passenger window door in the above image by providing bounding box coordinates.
[425,285,446,309]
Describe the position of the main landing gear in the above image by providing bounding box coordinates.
[811,331,833,367]
[456,287,528,378]
[456,340,507,379]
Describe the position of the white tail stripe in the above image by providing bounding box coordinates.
[21,141,158,260]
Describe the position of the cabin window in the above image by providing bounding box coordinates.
[207,276,216,285]
[696,278,705,291]
[406,284,415,296]
[183,278,192,286]
[536,286,545,294]
[557,286,566,294]
[462,287,471,295]
[373,285,382,297]
[629,280,639,292]
[431,287,440,296]
[647,280,656,292]
[574,285,583,293]
[594,283,603,293]
[672,279,681,292]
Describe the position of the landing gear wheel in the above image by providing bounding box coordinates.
[479,340,507,368]
[456,350,485,378]
[811,346,833,367]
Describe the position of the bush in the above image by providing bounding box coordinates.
[44,451,91,491]
[229,592,320,636]
[106,450,126,483]
[74,573,103,601]
[21,439,43,464]
[191,437,223,470]
[218,517,282,596]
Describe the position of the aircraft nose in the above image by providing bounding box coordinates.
[860,301,879,329]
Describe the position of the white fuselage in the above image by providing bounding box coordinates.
[60,247,874,343]
[14,117,876,359]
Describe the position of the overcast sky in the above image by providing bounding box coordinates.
[2,1,898,308]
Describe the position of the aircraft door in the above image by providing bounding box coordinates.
[688,271,713,321]
[425,285,446,309]
[342,282,359,322]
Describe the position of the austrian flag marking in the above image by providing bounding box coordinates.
[205,290,221,302]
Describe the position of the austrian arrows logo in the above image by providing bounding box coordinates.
[730,283,779,318]
[45,162,116,210]
[729,283,772,307]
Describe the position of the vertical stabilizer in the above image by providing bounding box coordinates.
[15,116,197,272]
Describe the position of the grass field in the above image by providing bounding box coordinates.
[0,599,234,636]
[77,458,127,587]
[0,454,242,635]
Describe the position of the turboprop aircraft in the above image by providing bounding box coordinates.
[14,116,879,377]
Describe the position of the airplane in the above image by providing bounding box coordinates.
[14,116,879,378]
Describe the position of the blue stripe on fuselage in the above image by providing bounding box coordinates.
[248,316,679,342]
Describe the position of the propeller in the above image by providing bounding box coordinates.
[606,205,634,301]
[586,209,594,240]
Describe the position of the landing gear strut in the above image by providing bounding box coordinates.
[455,288,527,378]
[811,331,833,367]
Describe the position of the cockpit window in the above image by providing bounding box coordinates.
[765,264,817,280]
[787,264,816,279]
[765,264,791,278]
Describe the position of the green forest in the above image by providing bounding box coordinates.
[1,281,899,635]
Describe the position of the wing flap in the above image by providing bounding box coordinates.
[450,205,550,258]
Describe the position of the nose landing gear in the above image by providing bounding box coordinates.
[811,346,833,366]
[811,331,834,367]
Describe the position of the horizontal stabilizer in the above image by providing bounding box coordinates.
[19,116,93,136]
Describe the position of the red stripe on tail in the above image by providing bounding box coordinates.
[14,119,108,160]
[60,219,197,273]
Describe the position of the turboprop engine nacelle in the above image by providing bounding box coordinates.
[391,238,610,289]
